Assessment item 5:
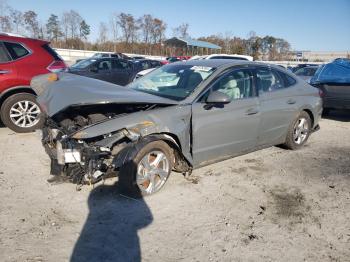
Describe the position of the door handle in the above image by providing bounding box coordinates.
[0,70,10,74]
[287,99,296,104]
[245,108,259,115]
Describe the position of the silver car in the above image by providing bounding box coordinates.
[33,60,322,196]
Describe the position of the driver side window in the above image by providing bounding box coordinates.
[201,69,254,102]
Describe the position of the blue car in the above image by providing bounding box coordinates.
[310,59,350,113]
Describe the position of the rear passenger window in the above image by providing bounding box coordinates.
[97,60,112,70]
[4,42,30,60]
[0,42,11,62]
[256,67,285,94]
[112,59,130,70]
[279,71,297,87]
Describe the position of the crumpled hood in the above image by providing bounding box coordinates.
[32,73,177,117]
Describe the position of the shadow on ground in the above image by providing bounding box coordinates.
[323,109,350,122]
[70,184,152,262]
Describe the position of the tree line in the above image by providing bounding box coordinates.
[0,0,292,60]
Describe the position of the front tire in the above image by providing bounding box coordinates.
[0,93,44,133]
[283,111,312,150]
[118,140,173,197]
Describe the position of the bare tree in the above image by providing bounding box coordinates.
[151,18,166,44]
[109,12,118,41]
[61,10,82,39]
[10,9,23,34]
[139,14,153,44]
[173,23,189,38]
[0,0,12,32]
[98,22,108,44]
[117,13,139,45]
[23,10,39,37]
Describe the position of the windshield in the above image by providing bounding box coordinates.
[71,59,97,69]
[129,64,216,101]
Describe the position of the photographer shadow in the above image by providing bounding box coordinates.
[70,183,152,262]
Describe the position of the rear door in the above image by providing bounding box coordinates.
[192,67,260,166]
[88,59,113,83]
[255,66,299,146]
[111,59,132,85]
[0,42,17,92]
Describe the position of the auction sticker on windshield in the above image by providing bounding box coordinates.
[190,66,213,72]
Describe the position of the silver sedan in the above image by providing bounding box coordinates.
[34,59,322,196]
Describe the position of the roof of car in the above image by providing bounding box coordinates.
[172,59,252,68]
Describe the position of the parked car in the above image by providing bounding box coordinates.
[133,68,157,80]
[0,33,67,132]
[132,59,162,74]
[291,63,319,73]
[310,59,350,114]
[33,60,322,196]
[75,52,129,63]
[294,65,319,82]
[69,58,134,86]
[166,57,182,63]
[189,54,254,61]
[69,58,163,85]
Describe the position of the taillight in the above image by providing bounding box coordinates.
[47,60,67,72]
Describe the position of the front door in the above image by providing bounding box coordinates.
[192,68,260,166]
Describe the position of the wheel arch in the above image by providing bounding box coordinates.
[301,108,314,127]
[0,86,37,110]
[112,132,192,173]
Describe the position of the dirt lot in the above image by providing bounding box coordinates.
[0,111,349,262]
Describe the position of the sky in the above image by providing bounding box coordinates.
[6,0,350,51]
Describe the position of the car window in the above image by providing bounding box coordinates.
[0,42,11,62]
[112,59,130,70]
[130,64,216,101]
[256,67,285,94]
[150,61,161,67]
[3,42,29,60]
[140,61,150,70]
[203,69,254,101]
[278,71,297,87]
[97,60,112,71]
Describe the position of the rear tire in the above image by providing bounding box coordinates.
[118,140,173,197]
[0,93,44,133]
[283,111,312,150]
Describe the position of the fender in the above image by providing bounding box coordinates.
[112,134,192,172]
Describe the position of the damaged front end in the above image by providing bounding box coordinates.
[33,73,193,188]
[41,103,170,185]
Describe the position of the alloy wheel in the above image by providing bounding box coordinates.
[9,100,41,128]
[293,117,309,144]
[136,150,170,194]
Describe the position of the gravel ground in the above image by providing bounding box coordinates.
[0,111,349,262]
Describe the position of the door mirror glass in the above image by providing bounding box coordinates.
[206,91,231,104]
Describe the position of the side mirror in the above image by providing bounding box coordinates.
[90,66,98,73]
[206,91,231,104]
